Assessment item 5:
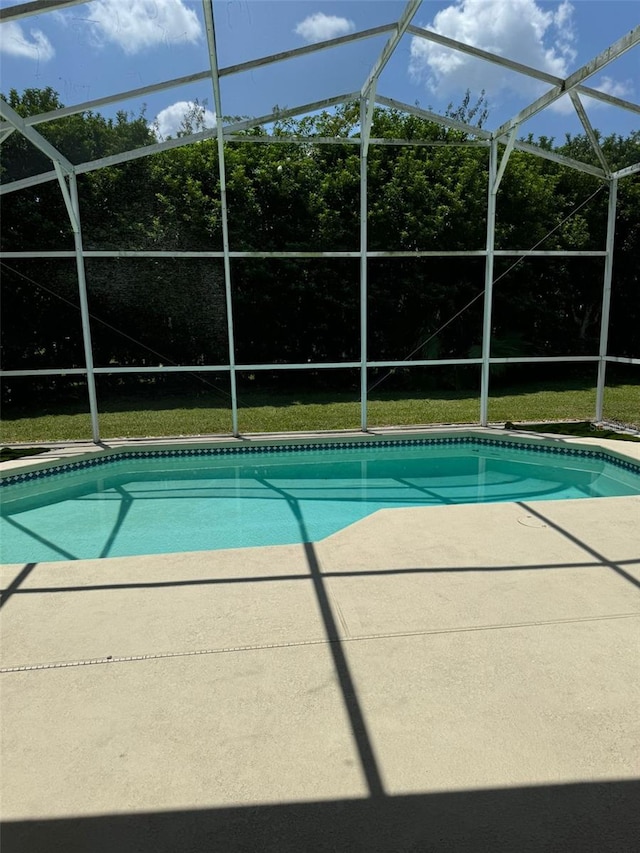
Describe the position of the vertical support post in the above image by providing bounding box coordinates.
[359,97,369,431]
[218,137,239,437]
[595,177,618,422]
[202,0,239,435]
[480,139,498,426]
[68,173,100,443]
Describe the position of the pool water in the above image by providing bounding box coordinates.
[1,439,639,563]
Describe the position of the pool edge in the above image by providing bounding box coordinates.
[2,425,640,483]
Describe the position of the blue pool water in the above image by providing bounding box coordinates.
[1,438,639,563]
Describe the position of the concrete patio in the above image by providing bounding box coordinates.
[2,474,639,851]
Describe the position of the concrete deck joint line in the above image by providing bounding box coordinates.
[3,611,639,674]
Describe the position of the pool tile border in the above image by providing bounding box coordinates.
[2,435,639,488]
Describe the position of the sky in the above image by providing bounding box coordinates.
[0,0,638,149]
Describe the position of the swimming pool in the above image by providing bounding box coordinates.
[1,435,639,563]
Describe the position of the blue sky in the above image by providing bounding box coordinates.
[1,0,638,145]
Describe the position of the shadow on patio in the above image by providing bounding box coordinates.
[4,779,640,853]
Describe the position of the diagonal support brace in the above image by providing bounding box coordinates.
[569,91,611,177]
[494,24,640,139]
[0,98,74,174]
[493,126,518,194]
[54,163,80,233]
[361,84,377,159]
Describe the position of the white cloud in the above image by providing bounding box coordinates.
[152,101,216,140]
[409,0,577,102]
[548,94,574,115]
[0,21,55,61]
[592,75,634,101]
[294,12,355,44]
[82,0,201,54]
[550,75,634,116]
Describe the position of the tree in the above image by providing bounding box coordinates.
[2,87,638,405]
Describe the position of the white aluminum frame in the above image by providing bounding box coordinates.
[595,179,619,421]
[1,0,638,439]
[201,0,239,435]
[480,140,498,426]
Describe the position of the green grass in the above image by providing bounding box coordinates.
[1,380,638,444]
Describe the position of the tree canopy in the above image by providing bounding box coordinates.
[1,88,638,404]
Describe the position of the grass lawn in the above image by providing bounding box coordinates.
[1,379,638,444]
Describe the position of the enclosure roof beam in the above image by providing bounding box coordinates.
[577,86,640,115]
[361,0,422,97]
[0,97,74,173]
[569,92,611,176]
[4,71,213,130]
[359,0,421,157]
[224,23,395,79]
[0,24,394,134]
[407,24,640,114]
[0,138,489,177]
[612,161,640,179]
[201,4,226,145]
[0,92,360,196]
[221,93,361,135]
[494,25,640,139]
[408,24,563,87]
[2,11,636,155]
[2,6,638,132]
[76,129,218,173]
[0,169,57,196]
[0,0,84,22]
[2,127,218,191]
[2,67,635,141]
[510,138,606,178]
[375,95,493,139]
[0,86,607,197]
